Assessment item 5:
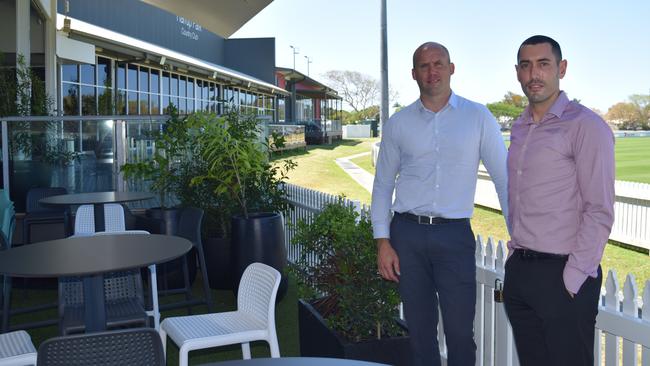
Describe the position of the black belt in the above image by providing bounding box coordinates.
[396,212,468,225]
[514,248,569,261]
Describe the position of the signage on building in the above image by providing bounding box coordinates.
[176,16,202,41]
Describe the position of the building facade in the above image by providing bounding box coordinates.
[0,0,291,211]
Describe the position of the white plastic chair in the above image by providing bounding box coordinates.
[159,262,281,366]
[93,230,161,330]
[74,204,125,235]
[0,330,37,366]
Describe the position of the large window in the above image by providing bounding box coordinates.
[62,57,273,120]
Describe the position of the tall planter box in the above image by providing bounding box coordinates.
[231,212,288,300]
[298,300,413,366]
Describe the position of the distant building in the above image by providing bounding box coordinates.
[275,67,342,144]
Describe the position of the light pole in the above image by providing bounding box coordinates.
[304,55,312,76]
[290,45,299,70]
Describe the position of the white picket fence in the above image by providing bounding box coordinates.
[284,183,650,366]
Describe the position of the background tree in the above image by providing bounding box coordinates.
[487,91,528,130]
[322,70,398,124]
[503,91,528,108]
[605,94,650,130]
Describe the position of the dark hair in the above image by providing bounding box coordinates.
[517,35,562,64]
[413,42,451,68]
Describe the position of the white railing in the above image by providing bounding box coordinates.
[284,183,650,366]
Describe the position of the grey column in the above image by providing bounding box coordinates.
[44,0,58,111]
[16,0,31,111]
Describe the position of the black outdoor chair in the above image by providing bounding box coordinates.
[159,207,214,313]
[58,270,148,335]
[22,187,70,244]
[37,327,165,366]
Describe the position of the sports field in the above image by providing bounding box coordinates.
[350,136,650,184]
[615,137,650,183]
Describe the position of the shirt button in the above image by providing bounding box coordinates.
[436,184,439,188]
[517,170,522,175]
[516,195,520,201]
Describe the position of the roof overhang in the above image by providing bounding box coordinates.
[57,15,288,96]
[277,67,341,100]
[139,0,273,38]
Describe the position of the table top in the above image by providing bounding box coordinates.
[0,234,191,277]
[39,191,154,206]
[199,358,389,366]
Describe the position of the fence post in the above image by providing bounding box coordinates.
[622,274,638,364]
[641,280,650,365]
[603,270,620,365]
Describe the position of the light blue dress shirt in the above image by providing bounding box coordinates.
[371,92,509,239]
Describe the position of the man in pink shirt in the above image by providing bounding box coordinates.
[503,35,615,366]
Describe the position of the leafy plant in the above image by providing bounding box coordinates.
[190,110,296,220]
[292,199,403,342]
[120,105,190,208]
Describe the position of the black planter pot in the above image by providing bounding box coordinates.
[146,208,197,289]
[231,212,287,301]
[298,299,413,366]
[203,236,233,290]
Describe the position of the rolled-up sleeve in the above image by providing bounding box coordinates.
[371,119,400,239]
[563,118,615,294]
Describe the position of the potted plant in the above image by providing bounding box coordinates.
[190,109,295,297]
[120,106,195,288]
[174,111,233,289]
[120,105,185,210]
[292,199,412,365]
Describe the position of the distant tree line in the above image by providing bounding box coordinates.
[486,91,650,131]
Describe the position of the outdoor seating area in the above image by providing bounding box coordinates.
[1,184,649,365]
[0,187,296,364]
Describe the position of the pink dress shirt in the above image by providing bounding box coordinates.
[507,91,615,294]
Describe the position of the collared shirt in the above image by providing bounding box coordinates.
[371,91,509,239]
[507,91,615,294]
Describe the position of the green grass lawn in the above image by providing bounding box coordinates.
[615,137,650,183]
[272,138,378,203]
[282,137,650,290]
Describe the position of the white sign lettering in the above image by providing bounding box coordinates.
[176,16,202,41]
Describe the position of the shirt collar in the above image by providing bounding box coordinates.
[521,91,570,125]
[417,90,458,114]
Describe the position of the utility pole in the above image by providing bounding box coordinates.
[380,0,389,129]
[304,55,312,76]
[290,45,299,70]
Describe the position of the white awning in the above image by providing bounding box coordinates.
[56,32,96,64]
[56,15,288,96]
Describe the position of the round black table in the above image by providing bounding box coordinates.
[199,358,389,366]
[0,234,191,332]
[39,191,154,232]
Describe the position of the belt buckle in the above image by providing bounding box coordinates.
[418,215,435,225]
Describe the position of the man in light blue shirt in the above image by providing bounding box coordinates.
[372,42,508,366]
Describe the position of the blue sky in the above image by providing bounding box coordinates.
[232,0,650,113]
